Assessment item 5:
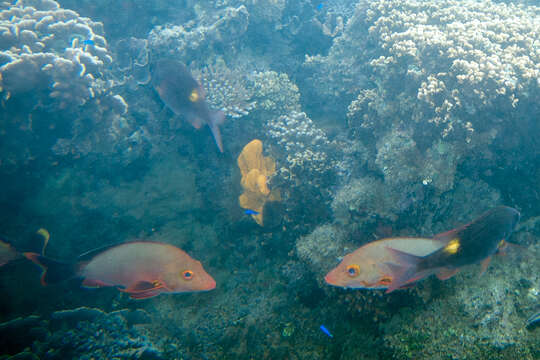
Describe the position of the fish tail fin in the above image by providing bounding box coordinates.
[209,110,225,152]
[23,252,78,286]
[384,247,430,293]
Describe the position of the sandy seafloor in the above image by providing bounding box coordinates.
[0,0,539,359]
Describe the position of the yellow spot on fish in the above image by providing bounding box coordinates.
[444,238,460,254]
[189,89,199,102]
[498,239,506,248]
[152,280,162,288]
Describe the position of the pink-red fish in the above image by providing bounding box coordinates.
[384,206,520,293]
[24,241,216,299]
[325,237,452,290]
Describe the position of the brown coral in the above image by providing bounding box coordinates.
[237,139,280,226]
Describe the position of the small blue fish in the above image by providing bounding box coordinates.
[319,325,333,338]
[244,209,259,215]
[316,3,324,11]
[82,39,95,46]
[526,310,540,327]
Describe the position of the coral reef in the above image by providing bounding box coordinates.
[0,0,538,359]
[331,176,401,227]
[375,127,461,192]
[266,111,342,187]
[237,139,280,226]
[148,5,249,61]
[0,0,115,110]
[305,0,540,216]
[24,154,203,257]
[0,307,161,359]
[311,0,540,139]
[114,36,150,87]
[366,0,539,139]
[296,223,349,277]
[191,57,256,119]
[247,70,301,116]
[0,0,146,173]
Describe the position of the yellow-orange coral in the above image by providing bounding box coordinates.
[237,139,280,226]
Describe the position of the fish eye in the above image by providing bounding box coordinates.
[182,270,194,280]
[346,264,360,278]
[189,89,199,102]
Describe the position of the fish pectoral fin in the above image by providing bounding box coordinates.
[436,268,459,280]
[185,114,203,129]
[479,256,492,276]
[129,288,163,300]
[121,280,165,294]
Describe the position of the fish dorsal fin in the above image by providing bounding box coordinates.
[433,228,460,242]
[77,242,125,261]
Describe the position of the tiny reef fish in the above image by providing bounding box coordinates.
[244,209,259,215]
[325,237,449,289]
[82,39,95,46]
[152,59,225,152]
[385,206,520,293]
[24,241,216,299]
[320,325,333,338]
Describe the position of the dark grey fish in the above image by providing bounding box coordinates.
[152,59,225,152]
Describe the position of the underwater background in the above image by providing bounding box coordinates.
[0,0,539,358]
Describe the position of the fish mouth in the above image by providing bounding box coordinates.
[204,277,217,291]
[324,273,336,285]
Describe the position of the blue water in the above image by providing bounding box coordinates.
[0,0,538,358]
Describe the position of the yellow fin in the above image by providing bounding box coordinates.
[36,228,50,255]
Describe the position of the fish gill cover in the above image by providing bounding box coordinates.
[0,0,539,359]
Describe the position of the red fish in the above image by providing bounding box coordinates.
[325,237,451,290]
[24,241,216,299]
[385,206,520,293]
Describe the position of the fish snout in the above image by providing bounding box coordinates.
[324,270,339,286]
[204,275,216,291]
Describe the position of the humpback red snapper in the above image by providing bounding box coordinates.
[24,241,216,299]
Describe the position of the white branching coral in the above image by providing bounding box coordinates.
[311,0,539,143]
[191,58,256,119]
[364,0,540,139]
[148,5,249,59]
[0,0,119,110]
[266,111,343,186]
